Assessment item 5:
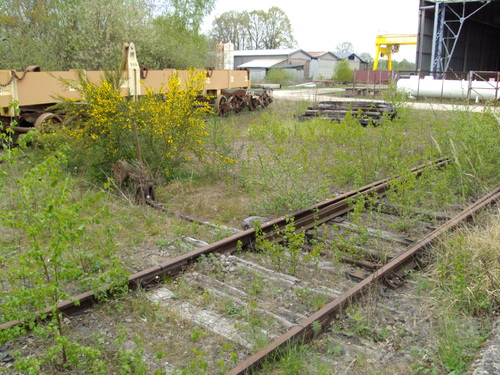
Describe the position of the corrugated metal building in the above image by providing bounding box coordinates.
[335,53,369,71]
[233,49,313,81]
[233,50,368,81]
[417,0,500,74]
[309,52,339,80]
[237,59,287,81]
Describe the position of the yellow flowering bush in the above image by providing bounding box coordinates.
[41,69,213,182]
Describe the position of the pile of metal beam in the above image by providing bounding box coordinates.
[297,101,397,125]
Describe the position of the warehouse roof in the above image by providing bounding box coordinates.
[336,52,367,63]
[307,51,339,59]
[237,59,285,68]
[234,49,312,58]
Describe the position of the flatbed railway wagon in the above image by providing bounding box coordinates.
[0,43,272,141]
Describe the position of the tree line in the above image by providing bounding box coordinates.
[0,1,413,73]
[210,7,295,50]
[0,0,216,71]
[0,1,296,71]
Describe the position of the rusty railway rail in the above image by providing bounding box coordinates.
[228,186,500,375]
[0,157,450,332]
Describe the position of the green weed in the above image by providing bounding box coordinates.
[254,218,321,275]
[0,150,128,372]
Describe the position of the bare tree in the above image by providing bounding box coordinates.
[210,7,296,50]
[359,52,374,64]
[244,10,267,49]
[211,10,249,50]
[335,41,355,54]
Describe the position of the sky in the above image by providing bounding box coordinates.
[202,0,421,62]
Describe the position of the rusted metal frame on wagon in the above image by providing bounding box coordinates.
[0,157,449,331]
[228,186,500,375]
[0,43,261,135]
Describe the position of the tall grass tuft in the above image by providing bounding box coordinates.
[430,210,499,316]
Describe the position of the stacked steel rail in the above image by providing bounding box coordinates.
[297,101,397,125]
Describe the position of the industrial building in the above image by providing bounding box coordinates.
[231,49,367,81]
[416,0,500,74]
[233,49,313,81]
[308,52,339,80]
[335,53,369,71]
[396,0,500,100]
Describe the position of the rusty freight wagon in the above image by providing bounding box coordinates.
[0,43,272,141]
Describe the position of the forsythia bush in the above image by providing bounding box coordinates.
[41,69,213,182]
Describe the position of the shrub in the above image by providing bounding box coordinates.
[266,68,295,86]
[332,59,353,83]
[0,149,128,370]
[40,69,214,183]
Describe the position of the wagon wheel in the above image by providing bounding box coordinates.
[248,97,255,111]
[215,95,230,117]
[262,93,273,108]
[34,112,63,132]
[231,95,244,113]
[249,97,259,111]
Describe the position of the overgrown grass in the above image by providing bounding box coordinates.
[231,99,498,216]
[1,94,499,373]
[428,210,499,316]
[259,343,331,375]
[408,210,499,374]
[256,211,498,375]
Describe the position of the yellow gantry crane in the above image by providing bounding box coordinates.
[373,34,417,71]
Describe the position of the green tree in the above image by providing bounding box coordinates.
[374,58,416,71]
[128,0,215,69]
[0,0,152,70]
[266,68,294,85]
[211,7,296,50]
[161,0,216,31]
[0,0,56,69]
[393,58,416,71]
[359,52,374,64]
[53,0,153,70]
[333,59,353,83]
[0,149,128,371]
[139,15,211,69]
[0,0,213,71]
[359,52,374,70]
[244,10,267,50]
[261,7,296,49]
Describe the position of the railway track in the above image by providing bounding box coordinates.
[1,158,498,374]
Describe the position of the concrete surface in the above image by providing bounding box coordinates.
[272,88,498,113]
